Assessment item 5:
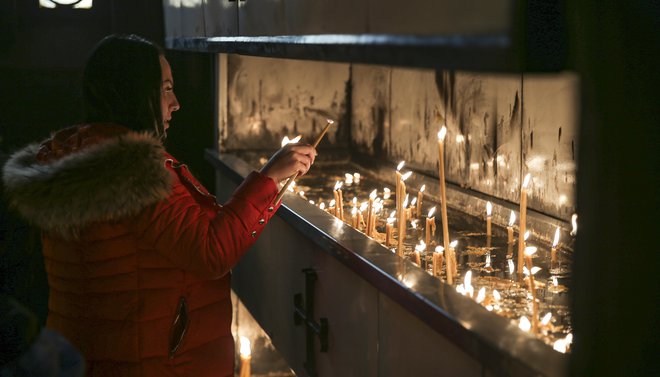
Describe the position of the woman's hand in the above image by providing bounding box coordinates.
[260,143,317,184]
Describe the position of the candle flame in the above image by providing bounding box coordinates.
[420,184,426,193]
[437,126,447,142]
[449,240,458,248]
[485,254,491,268]
[403,194,409,208]
[493,289,501,301]
[455,134,465,143]
[389,210,396,219]
[519,316,531,332]
[428,206,436,218]
[411,220,418,229]
[239,336,251,357]
[360,202,368,211]
[571,214,578,236]
[299,191,306,197]
[329,199,336,207]
[410,197,417,206]
[508,259,515,274]
[464,270,472,289]
[401,171,413,181]
[334,181,343,191]
[553,276,558,286]
[351,207,357,216]
[281,134,302,147]
[435,246,444,253]
[522,173,531,189]
[508,211,516,227]
[524,230,530,241]
[397,161,405,171]
[415,241,426,252]
[309,200,315,204]
[344,173,354,185]
[524,246,538,256]
[541,312,552,326]
[486,201,492,216]
[565,333,573,344]
[387,217,395,225]
[369,189,377,200]
[553,339,568,353]
[476,287,486,303]
[353,172,361,183]
[326,119,335,124]
[383,187,391,199]
[352,197,357,206]
[319,202,326,210]
[553,227,560,247]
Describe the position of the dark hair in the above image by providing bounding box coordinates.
[82,34,165,137]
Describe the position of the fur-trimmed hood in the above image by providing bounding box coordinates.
[2,124,172,239]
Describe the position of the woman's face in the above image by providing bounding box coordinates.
[159,55,180,131]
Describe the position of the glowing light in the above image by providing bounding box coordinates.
[464,270,474,297]
[344,173,354,185]
[403,194,409,208]
[352,197,357,207]
[486,201,492,216]
[319,202,326,210]
[309,200,315,204]
[428,206,436,218]
[299,191,306,197]
[524,246,538,256]
[329,199,336,207]
[485,254,491,268]
[449,240,458,248]
[476,287,486,303]
[383,187,391,199]
[571,214,578,236]
[369,189,377,200]
[437,126,447,142]
[552,276,558,286]
[353,173,361,184]
[411,220,418,229]
[508,211,516,227]
[456,134,465,143]
[281,134,302,147]
[389,210,396,219]
[493,289,501,301]
[519,316,531,332]
[553,227,560,248]
[401,171,413,181]
[420,184,426,193]
[541,312,552,326]
[415,241,426,252]
[360,202,368,212]
[397,161,405,171]
[553,339,568,353]
[522,173,531,189]
[524,231,530,241]
[559,194,568,205]
[410,197,417,207]
[351,207,357,216]
[334,181,343,191]
[508,259,515,274]
[435,246,444,253]
[239,336,251,358]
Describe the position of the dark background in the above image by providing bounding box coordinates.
[0,1,658,376]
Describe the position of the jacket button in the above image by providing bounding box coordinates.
[258,219,265,225]
[251,231,257,238]
[267,206,274,212]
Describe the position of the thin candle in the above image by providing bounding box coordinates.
[417,184,425,217]
[395,161,405,223]
[486,201,493,246]
[524,246,540,334]
[437,127,451,254]
[385,211,396,246]
[334,181,344,221]
[446,240,458,285]
[414,241,425,267]
[551,227,560,264]
[518,173,531,277]
[351,207,358,228]
[425,207,437,254]
[507,210,516,245]
[410,197,417,218]
[275,120,333,203]
[433,246,444,277]
[366,189,377,237]
[239,336,251,377]
[397,171,412,256]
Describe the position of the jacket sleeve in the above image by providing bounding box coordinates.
[136,171,282,279]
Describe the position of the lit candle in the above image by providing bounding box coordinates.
[446,240,458,285]
[410,197,417,218]
[359,201,368,231]
[344,173,354,186]
[476,287,486,304]
[383,187,391,200]
[239,336,251,377]
[437,127,451,255]
[524,246,540,334]
[541,312,552,328]
[336,181,344,221]
[415,185,425,217]
[486,201,493,246]
[351,207,358,228]
[414,241,425,267]
[385,211,396,246]
[328,199,336,215]
[395,161,405,220]
[353,172,361,184]
[332,183,340,218]
[403,193,411,221]
[518,173,531,277]
[366,189,377,237]
[433,246,444,277]
[570,213,578,236]
[319,202,326,211]
[551,227,560,264]
[425,207,437,253]
[464,270,474,298]
[371,200,382,236]
[519,316,532,332]
[397,171,412,256]
[507,210,516,245]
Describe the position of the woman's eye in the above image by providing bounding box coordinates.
[164,87,173,93]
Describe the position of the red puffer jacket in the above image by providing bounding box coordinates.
[2,123,280,376]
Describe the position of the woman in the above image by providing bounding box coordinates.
[2,34,316,376]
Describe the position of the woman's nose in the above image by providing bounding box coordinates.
[171,94,180,112]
